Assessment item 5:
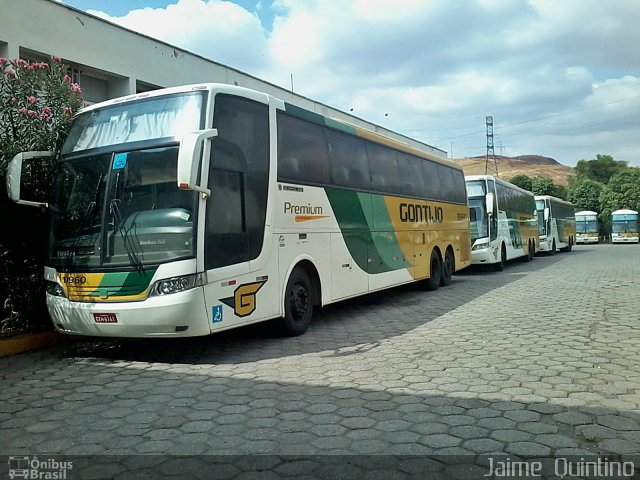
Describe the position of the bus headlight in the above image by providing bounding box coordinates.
[472,242,489,251]
[46,281,66,298]
[150,272,207,296]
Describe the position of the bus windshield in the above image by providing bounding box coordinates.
[62,91,206,154]
[468,198,488,240]
[536,199,546,235]
[612,219,638,233]
[576,220,598,233]
[50,91,207,269]
[50,146,198,268]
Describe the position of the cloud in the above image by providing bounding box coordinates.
[85,0,640,166]
[89,0,270,72]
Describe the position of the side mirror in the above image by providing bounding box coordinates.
[544,207,550,221]
[6,151,54,208]
[177,129,218,197]
[485,192,494,216]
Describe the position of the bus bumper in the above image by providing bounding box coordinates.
[470,246,499,265]
[612,236,639,243]
[538,237,553,252]
[576,235,599,244]
[46,288,210,338]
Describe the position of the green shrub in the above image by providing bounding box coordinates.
[0,56,83,337]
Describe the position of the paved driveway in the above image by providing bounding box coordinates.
[1,244,639,478]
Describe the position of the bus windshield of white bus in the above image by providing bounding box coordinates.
[62,92,206,154]
[466,181,488,240]
[535,199,546,235]
[612,215,638,233]
[577,219,598,233]
[50,92,207,269]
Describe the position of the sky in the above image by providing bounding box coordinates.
[59,0,640,167]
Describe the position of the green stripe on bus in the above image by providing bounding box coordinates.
[284,103,325,125]
[325,189,409,274]
[93,268,157,297]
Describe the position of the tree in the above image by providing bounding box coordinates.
[574,154,627,184]
[509,174,533,192]
[600,168,640,214]
[0,56,83,336]
[530,176,567,199]
[568,178,604,212]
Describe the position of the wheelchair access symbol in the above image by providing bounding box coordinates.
[212,305,223,323]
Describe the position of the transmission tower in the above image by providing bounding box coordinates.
[485,115,498,176]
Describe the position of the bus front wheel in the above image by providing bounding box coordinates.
[281,268,313,336]
[494,245,506,271]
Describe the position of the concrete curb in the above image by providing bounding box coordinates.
[0,331,73,358]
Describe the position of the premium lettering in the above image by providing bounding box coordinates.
[284,202,323,215]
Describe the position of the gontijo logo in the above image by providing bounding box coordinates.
[284,202,329,223]
[399,203,444,224]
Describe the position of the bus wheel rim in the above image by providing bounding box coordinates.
[290,284,309,322]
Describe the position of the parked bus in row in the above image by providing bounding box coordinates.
[575,210,599,244]
[7,83,471,338]
[465,175,538,271]
[535,195,576,253]
[611,209,639,244]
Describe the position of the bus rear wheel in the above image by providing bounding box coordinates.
[525,240,534,262]
[280,268,313,336]
[440,249,454,286]
[422,249,441,291]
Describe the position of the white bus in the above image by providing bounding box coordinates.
[535,195,576,253]
[7,83,471,338]
[575,210,599,244]
[465,175,538,271]
[611,209,639,244]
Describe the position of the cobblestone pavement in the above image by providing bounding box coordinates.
[1,244,639,478]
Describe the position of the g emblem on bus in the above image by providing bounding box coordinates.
[220,280,267,318]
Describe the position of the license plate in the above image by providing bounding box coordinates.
[94,313,118,323]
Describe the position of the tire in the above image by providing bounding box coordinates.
[280,268,313,336]
[440,249,454,286]
[422,249,441,291]
[494,244,506,271]
[524,240,533,262]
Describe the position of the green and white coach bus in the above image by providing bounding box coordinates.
[575,210,599,244]
[465,175,538,270]
[535,195,576,253]
[611,209,639,244]
[7,83,471,338]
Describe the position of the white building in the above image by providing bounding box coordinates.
[1,0,445,156]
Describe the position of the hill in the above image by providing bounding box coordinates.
[451,155,575,186]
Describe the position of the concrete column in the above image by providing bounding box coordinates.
[0,41,20,61]
[107,76,136,99]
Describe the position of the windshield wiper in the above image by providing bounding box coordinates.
[62,172,105,267]
[109,199,145,274]
[64,201,97,268]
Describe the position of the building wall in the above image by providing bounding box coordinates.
[0,0,446,157]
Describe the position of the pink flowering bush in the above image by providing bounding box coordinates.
[0,56,84,336]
